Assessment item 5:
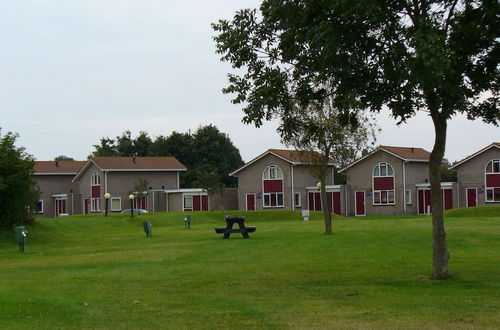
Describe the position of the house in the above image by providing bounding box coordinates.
[33,161,86,217]
[339,146,457,216]
[72,156,186,214]
[164,188,238,212]
[450,142,500,207]
[230,149,344,213]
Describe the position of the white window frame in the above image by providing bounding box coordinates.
[183,195,193,211]
[372,162,396,206]
[294,192,301,208]
[485,159,500,174]
[91,172,100,186]
[262,165,283,180]
[110,197,121,211]
[405,189,412,205]
[263,193,284,208]
[485,159,500,203]
[36,200,44,214]
[91,198,101,212]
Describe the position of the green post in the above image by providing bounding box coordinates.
[185,215,192,229]
[15,226,28,253]
[143,221,152,237]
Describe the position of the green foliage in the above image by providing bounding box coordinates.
[89,125,244,188]
[54,155,74,161]
[0,212,499,328]
[441,164,457,182]
[0,129,39,228]
[133,177,150,197]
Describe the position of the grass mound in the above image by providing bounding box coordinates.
[445,205,500,217]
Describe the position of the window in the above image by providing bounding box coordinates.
[264,193,284,207]
[91,172,100,186]
[35,200,43,214]
[184,195,193,210]
[486,159,500,173]
[405,190,412,204]
[91,198,101,212]
[263,165,283,180]
[262,165,284,208]
[486,188,500,202]
[111,198,121,211]
[372,162,395,205]
[294,192,301,207]
[485,159,500,203]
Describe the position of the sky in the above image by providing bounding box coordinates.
[0,0,498,163]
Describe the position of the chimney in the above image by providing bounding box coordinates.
[55,161,59,167]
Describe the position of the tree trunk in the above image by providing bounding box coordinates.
[429,114,450,279]
[320,178,332,234]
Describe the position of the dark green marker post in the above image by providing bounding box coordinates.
[15,226,28,252]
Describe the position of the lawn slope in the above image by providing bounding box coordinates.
[0,210,499,329]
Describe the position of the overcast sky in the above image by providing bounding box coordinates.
[1,0,498,163]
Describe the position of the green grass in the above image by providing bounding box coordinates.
[1,209,499,329]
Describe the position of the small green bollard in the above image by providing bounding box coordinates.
[15,226,28,252]
[143,221,152,237]
[184,215,192,229]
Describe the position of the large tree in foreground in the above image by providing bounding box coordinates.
[0,129,39,229]
[213,1,499,279]
[281,97,378,234]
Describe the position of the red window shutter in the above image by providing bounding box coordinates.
[486,174,500,187]
[373,177,394,190]
[91,186,101,198]
[264,180,283,193]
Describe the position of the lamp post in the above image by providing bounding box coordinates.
[104,193,111,217]
[129,194,135,217]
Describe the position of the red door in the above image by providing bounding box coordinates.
[424,190,432,214]
[355,191,365,216]
[201,195,209,211]
[84,199,89,214]
[467,188,477,207]
[193,196,201,211]
[443,189,453,210]
[55,199,66,217]
[332,192,341,215]
[246,194,255,211]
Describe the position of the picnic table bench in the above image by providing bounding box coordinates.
[215,216,256,239]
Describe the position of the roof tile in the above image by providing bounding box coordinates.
[34,161,86,174]
[91,157,186,170]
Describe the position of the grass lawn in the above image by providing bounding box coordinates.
[0,208,499,329]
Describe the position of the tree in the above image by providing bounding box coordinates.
[54,155,74,161]
[192,125,244,188]
[213,1,499,279]
[194,165,226,212]
[281,98,378,234]
[90,137,118,157]
[0,129,39,229]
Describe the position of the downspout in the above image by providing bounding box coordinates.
[177,172,180,189]
[104,171,108,193]
[403,160,406,215]
[152,191,155,213]
[291,164,295,210]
